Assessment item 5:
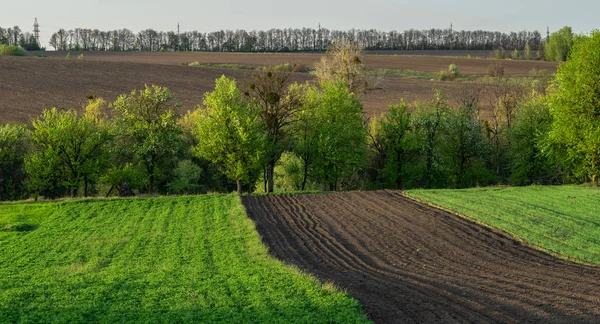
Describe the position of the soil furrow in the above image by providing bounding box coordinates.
[242,191,600,323]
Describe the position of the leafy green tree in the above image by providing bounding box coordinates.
[309,82,368,191]
[441,106,490,188]
[111,85,184,194]
[194,76,266,194]
[545,26,574,62]
[411,91,450,187]
[0,123,29,201]
[289,84,320,191]
[245,69,304,193]
[509,96,558,185]
[167,159,203,194]
[548,31,600,184]
[27,100,111,197]
[368,102,416,189]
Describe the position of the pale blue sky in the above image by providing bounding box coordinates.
[2,0,598,47]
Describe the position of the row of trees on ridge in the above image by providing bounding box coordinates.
[1,31,598,201]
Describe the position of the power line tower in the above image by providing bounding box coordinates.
[33,18,40,47]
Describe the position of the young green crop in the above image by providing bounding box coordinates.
[0,195,370,323]
[406,185,600,264]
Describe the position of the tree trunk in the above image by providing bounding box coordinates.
[267,161,275,193]
[301,163,309,191]
[236,179,243,194]
[84,175,88,198]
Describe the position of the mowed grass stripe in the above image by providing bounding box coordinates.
[405,186,600,264]
[0,195,370,323]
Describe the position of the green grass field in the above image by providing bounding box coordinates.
[406,185,600,264]
[0,195,370,323]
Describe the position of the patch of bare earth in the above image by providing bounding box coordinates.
[242,191,600,324]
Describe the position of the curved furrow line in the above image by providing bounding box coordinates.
[300,194,552,322]
[346,192,600,309]
[291,194,519,323]
[243,192,600,323]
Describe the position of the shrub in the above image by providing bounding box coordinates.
[487,62,505,78]
[272,63,293,72]
[494,48,506,59]
[0,44,25,56]
[511,49,520,60]
[66,52,72,59]
[438,70,448,81]
[448,64,460,79]
[77,54,84,60]
[292,63,311,73]
[188,61,201,67]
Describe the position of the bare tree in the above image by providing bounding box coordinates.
[244,69,305,193]
[313,40,369,94]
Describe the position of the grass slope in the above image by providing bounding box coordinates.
[0,195,369,323]
[405,186,600,264]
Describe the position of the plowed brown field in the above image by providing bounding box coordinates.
[0,52,557,123]
[242,191,600,324]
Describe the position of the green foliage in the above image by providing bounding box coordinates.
[547,31,600,184]
[77,53,84,60]
[66,51,72,59]
[494,48,506,59]
[411,92,451,188]
[441,106,491,188]
[167,159,203,194]
[545,26,574,62]
[26,103,111,198]
[305,82,368,190]
[0,124,29,200]
[406,185,600,264]
[524,42,532,60]
[509,96,559,185]
[511,49,520,60]
[111,85,184,194]
[194,76,266,193]
[438,64,459,81]
[0,44,25,56]
[0,195,370,323]
[367,102,416,188]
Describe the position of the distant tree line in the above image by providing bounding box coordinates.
[0,25,41,50]
[40,26,544,52]
[1,33,598,201]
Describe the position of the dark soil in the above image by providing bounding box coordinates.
[242,191,600,324]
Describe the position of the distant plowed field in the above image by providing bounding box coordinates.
[0,56,469,123]
[42,51,557,76]
[243,191,600,324]
[0,52,556,123]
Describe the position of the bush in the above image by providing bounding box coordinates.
[511,49,520,60]
[438,70,448,81]
[448,64,460,79]
[494,48,506,59]
[0,44,25,56]
[272,63,293,72]
[439,64,459,81]
[487,62,505,78]
[66,52,72,59]
[188,61,201,67]
[292,63,311,73]
[77,54,84,60]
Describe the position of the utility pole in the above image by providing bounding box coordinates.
[177,23,180,51]
[547,27,550,41]
[33,18,40,48]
